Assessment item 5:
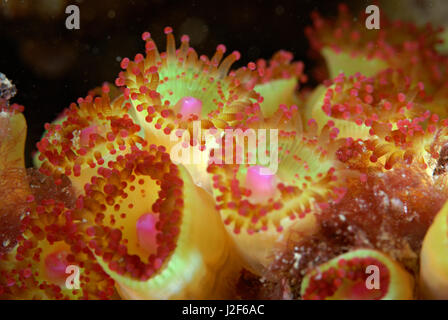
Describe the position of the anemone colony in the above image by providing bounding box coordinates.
[2,4,448,300]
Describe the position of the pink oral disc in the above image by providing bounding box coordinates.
[175,96,202,120]
[44,250,69,283]
[136,213,159,254]
[80,125,99,146]
[245,165,276,203]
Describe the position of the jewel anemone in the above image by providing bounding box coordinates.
[1,196,116,300]
[305,4,448,90]
[420,200,448,299]
[335,104,448,176]
[305,3,448,120]
[73,145,240,299]
[305,69,427,139]
[208,120,350,275]
[117,28,262,189]
[300,249,414,300]
[236,50,307,126]
[0,101,115,299]
[34,85,146,194]
[306,69,448,174]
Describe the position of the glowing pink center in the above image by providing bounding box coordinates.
[80,125,99,146]
[44,250,69,283]
[245,165,276,203]
[175,96,202,120]
[136,213,159,254]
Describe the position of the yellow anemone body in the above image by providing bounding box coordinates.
[420,201,448,299]
[301,249,414,300]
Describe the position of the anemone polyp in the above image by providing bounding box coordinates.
[34,87,146,194]
[300,249,414,300]
[208,126,346,274]
[305,3,448,95]
[0,102,81,299]
[175,96,203,120]
[306,69,427,140]
[118,28,261,146]
[74,145,241,299]
[256,163,446,300]
[8,4,448,300]
[306,69,448,173]
[420,200,448,299]
[244,165,277,204]
[365,116,448,174]
[1,194,115,300]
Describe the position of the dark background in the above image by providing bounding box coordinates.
[0,0,376,166]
